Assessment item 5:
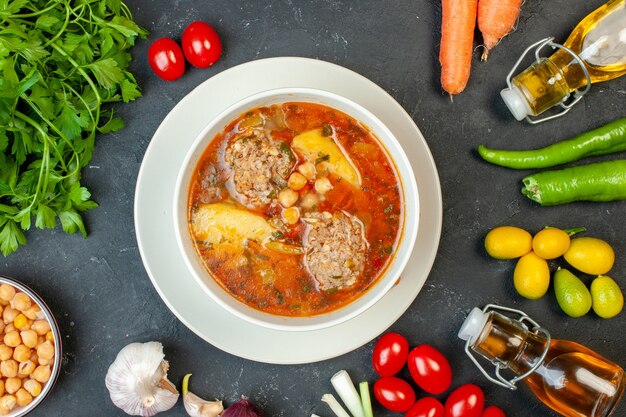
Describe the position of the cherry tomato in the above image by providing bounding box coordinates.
[147,38,185,81]
[181,21,223,68]
[444,384,485,417]
[405,397,444,417]
[481,406,505,417]
[373,376,416,413]
[407,345,453,394]
[372,332,409,376]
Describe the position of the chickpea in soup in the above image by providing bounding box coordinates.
[188,102,403,316]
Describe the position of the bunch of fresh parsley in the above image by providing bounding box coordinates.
[0,0,147,255]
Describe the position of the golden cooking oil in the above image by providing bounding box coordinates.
[467,311,625,417]
[502,0,626,120]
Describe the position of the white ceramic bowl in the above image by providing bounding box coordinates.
[173,87,418,332]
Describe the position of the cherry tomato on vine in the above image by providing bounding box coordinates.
[181,21,223,68]
[481,405,506,417]
[407,345,453,394]
[404,397,444,417]
[148,38,185,81]
[372,332,409,376]
[444,384,485,417]
[373,376,416,413]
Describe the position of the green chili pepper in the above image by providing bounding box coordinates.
[478,117,626,169]
[521,160,626,206]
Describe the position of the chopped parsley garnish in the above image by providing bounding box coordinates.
[315,153,330,165]
[321,123,333,136]
[279,141,292,156]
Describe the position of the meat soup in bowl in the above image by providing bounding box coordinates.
[174,88,418,331]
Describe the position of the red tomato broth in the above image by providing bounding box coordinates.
[187,102,403,316]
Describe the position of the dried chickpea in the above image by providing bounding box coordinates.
[0,286,15,303]
[13,314,28,331]
[298,162,316,180]
[37,358,49,366]
[3,332,19,348]
[22,305,40,320]
[36,342,54,361]
[12,345,30,363]
[2,308,17,325]
[32,365,50,383]
[0,323,5,335]
[278,189,299,208]
[282,207,300,225]
[314,177,333,194]
[0,361,17,378]
[10,293,30,312]
[18,361,35,376]
[29,352,37,363]
[20,330,37,349]
[45,331,54,343]
[4,378,20,395]
[15,388,31,407]
[299,193,319,210]
[0,394,16,414]
[288,172,307,191]
[31,320,50,336]
[2,325,13,335]
[23,379,41,397]
[0,347,11,362]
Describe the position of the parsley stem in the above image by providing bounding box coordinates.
[13,111,50,212]
[21,95,79,162]
[49,42,101,155]
[8,2,59,18]
[62,81,96,127]
[42,1,72,48]
[50,42,102,108]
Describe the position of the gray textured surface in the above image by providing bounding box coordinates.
[3,0,626,416]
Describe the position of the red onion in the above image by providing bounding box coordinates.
[221,396,264,417]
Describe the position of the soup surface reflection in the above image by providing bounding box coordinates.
[188,102,403,316]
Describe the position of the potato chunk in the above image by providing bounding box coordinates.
[291,128,361,187]
[191,203,277,247]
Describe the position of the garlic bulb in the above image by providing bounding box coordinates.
[105,341,179,416]
[183,374,224,417]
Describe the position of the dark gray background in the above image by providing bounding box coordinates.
[4,0,626,416]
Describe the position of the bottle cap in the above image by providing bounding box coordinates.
[458,307,488,342]
[500,87,531,121]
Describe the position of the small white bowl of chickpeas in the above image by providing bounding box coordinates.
[0,277,61,416]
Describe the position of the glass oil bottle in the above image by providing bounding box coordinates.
[500,0,626,123]
[458,305,625,417]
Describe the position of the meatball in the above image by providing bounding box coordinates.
[303,211,367,291]
[224,132,293,207]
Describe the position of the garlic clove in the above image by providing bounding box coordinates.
[105,342,179,416]
[183,374,224,417]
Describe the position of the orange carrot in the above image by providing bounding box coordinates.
[478,0,524,60]
[440,0,479,96]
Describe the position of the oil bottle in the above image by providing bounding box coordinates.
[500,0,626,123]
[458,305,625,417]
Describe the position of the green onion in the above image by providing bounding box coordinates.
[330,370,366,417]
[359,382,374,417]
[321,394,351,417]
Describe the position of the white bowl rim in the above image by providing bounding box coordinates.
[173,86,419,332]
